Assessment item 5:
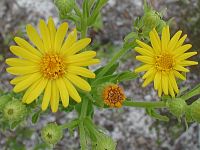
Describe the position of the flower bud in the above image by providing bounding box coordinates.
[190,100,200,123]
[54,0,75,19]
[98,83,126,108]
[41,123,63,145]
[92,132,117,150]
[3,99,27,122]
[0,95,12,110]
[167,98,187,118]
[143,11,160,29]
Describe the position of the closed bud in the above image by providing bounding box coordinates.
[190,100,200,123]
[0,95,12,110]
[143,11,160,29]
[167,98,187,118]
[41,123,63,145]
[54,0,75,19]
[92,132,117,150]
[3,99,27,123]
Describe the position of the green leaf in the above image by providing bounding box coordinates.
[112,71,138,82]
[32,110,42,124]
[146,108,169,122]
[95,62,119,76]
[124,32,138,42]
[181,83,200,101]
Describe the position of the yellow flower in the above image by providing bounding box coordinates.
[135,26,198,97]
[6,17,100,112]
[102,84,126,108]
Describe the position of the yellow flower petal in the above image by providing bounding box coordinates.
[161,26,169,51]
[179,60,198,66]
[154,71,161,90]
[13,72,42,92]
[7,66,39,75]
[6,58,36,66]
[22,78,43,103]
[169,71,179,94]
[136,56,154,64]
[64,78,81,103]
[63,38,91,56]
[42,80,52,111]
[136,40,154,52]
[10,46,40,62]
[65,51,96,64]
[134,47,153,57]
[60,28,77,53]
[168,80,175,98]
[67,66,95,78]
[176,52,197,60]
[66,73,91,91]
[162,72,168,95]
[135,64,152,73]
[10,75,29,85]
[26,24,45,53]
[54,22,68,52]
[39,19,51,52]
[173,44,192,56]
[50,80,59,113]
[174,65,189,72]
[142,67,156,79]
[56,78,69,107]
[168,30,182,51]
[25,78,48,104]
[47,17,56,48]
[72,59,100,66]
[175,34,187,49]
[173,70,186,80]
[149,29,161,54]
[14,37,42,57]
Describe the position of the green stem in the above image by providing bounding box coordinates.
[181,84,200,101]
[60,119,79,129]
[123,101,166,108]
[74,2,82,17]
[96,45,132,78]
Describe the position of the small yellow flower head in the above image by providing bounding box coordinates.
[167,98,186,118]
[3,100,27,122]
[190,100,200,123]
[6,17,100,112]
[135,26,198,97]
[41,123,63,145]
[101,83,126,108]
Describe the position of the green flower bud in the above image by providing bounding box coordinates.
[41,123,63,145]
[190,100,200,123]
[92,132,117,150]
[54,0,75,19]
[0,95,12,110]
[143,11,160,29]
[3,99,27,123]
[167,98,187,118]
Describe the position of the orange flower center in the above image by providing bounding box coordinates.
[102,84,126,108]
[40,53,65,79]
[155,53,174,71]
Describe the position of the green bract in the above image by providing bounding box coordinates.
[3,99,27,123]
[41,123,63,145]
[190,100,200,123]
[167,98,187,118]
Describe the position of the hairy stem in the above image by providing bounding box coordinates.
[123,101,166,108]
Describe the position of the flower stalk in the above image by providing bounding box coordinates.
[123,100,166,108]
